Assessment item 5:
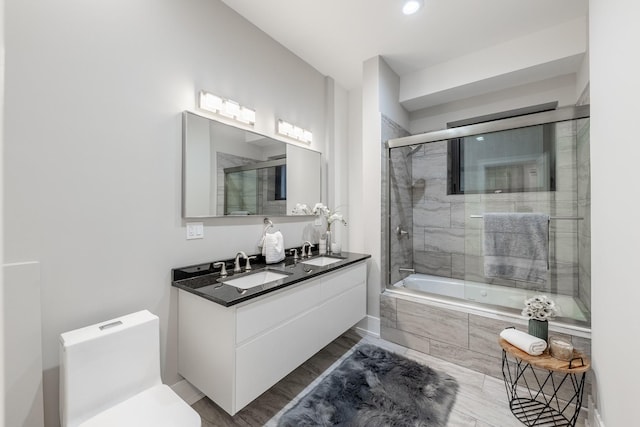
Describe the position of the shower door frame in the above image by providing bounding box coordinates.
[384,104,590,290]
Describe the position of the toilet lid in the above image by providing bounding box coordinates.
[79,384,201,427]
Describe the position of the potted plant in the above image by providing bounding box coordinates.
[521,295,559,342]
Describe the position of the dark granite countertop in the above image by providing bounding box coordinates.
[171,251,370,307]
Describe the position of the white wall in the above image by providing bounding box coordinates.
[361,56,409,324]
[0,0,5,422]
[409,74,580,133]
[400,17,587,111]
[590,1,640,425]
[4,1,333,425]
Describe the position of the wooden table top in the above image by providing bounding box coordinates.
[499,338,591,374]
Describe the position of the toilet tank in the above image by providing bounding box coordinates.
[59,310,162,427]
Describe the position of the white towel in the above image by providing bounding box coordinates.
[264,231,285,264]
[500,328,547,356]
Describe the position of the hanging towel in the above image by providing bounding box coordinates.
[499,328,547,356]
[264,231,285,264]
[483,213,549,284]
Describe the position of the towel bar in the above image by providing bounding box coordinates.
[470,215,583,220]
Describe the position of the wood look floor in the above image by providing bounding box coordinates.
[191,330,587,426]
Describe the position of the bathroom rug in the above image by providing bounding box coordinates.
[277,344,459,427]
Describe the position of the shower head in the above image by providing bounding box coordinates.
[406,145,422,157]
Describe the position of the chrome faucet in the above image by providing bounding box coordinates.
[301,242,311,258]
[234,251,248,273]
[246,255,257,271]
[213,261,229,277]
[290,248,299,261]
[301,241,314,258]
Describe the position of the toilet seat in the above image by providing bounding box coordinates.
[79,384,200,427]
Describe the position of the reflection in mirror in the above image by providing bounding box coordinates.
[182,111,322,218]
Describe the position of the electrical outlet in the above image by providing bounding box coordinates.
[314,217,322,226]
[186,222,204,240]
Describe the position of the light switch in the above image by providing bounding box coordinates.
[186,222,204,240]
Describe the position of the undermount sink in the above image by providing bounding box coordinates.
[301,256,343,267]
[221,270,291,290]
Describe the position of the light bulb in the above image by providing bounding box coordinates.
[402,0,423,15]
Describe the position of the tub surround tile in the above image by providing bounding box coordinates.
[380,325,431,355]
[414,250,452,277]
[413,200,451,228]
[451,254,466,279]
[424,227,465,254]
[430,339,504,379]
[396,299,469,348]
[379,294,397,328]
[468,315,514,359]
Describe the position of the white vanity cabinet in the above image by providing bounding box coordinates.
[177,261,367,415]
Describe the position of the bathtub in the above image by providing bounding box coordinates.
[391,273,590,325]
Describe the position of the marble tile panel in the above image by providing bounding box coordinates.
[430,339,504,379]
[380,325,431,355]
[413,152,447,180]
[550,262,579,297]
[464,228,482,256]
[468,314,514,359]
[424,227,465,254]
[423,140,447,157]
[464,255,517,287]
[414,250,452,277]
[450,202,466,228]
[550,230,578,265]
[452,254,466,280]
[413,200,451,228]
[380,293,397,328]
[423,178,449,202]
[396,299,469,347]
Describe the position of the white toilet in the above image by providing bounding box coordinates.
[59,310,201,427]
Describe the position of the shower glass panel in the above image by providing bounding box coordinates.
[224,169,258,215]
[386,108,590,326]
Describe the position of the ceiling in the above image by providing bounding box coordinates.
[221,0,588,108]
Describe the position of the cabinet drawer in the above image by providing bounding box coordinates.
[321,262,366,300]
[236,277,322,344]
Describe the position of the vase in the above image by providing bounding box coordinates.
[326,229,332,254]
[528,319,549,342]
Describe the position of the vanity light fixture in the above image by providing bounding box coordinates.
[199,91,256,125]
[402,0,424,15]
[277,119,313,144]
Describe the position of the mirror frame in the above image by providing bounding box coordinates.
[181,111,322,219]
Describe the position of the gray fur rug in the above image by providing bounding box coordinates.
[277,344,459,427]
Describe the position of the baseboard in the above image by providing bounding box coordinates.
[171,379,204,405]
[354,315,380,338]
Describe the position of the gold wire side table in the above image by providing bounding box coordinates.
[499,337,590,427]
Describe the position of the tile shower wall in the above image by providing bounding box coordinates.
[382,115,412,288]
[405,121,584,297]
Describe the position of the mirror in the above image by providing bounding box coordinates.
[182,111,322,218]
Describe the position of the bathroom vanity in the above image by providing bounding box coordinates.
[172,252,369,415]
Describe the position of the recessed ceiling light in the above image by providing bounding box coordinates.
[402,0,424,15]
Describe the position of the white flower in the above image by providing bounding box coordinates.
[302,202,348,229]
[522,294,560,321]
[292,203,312,215]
